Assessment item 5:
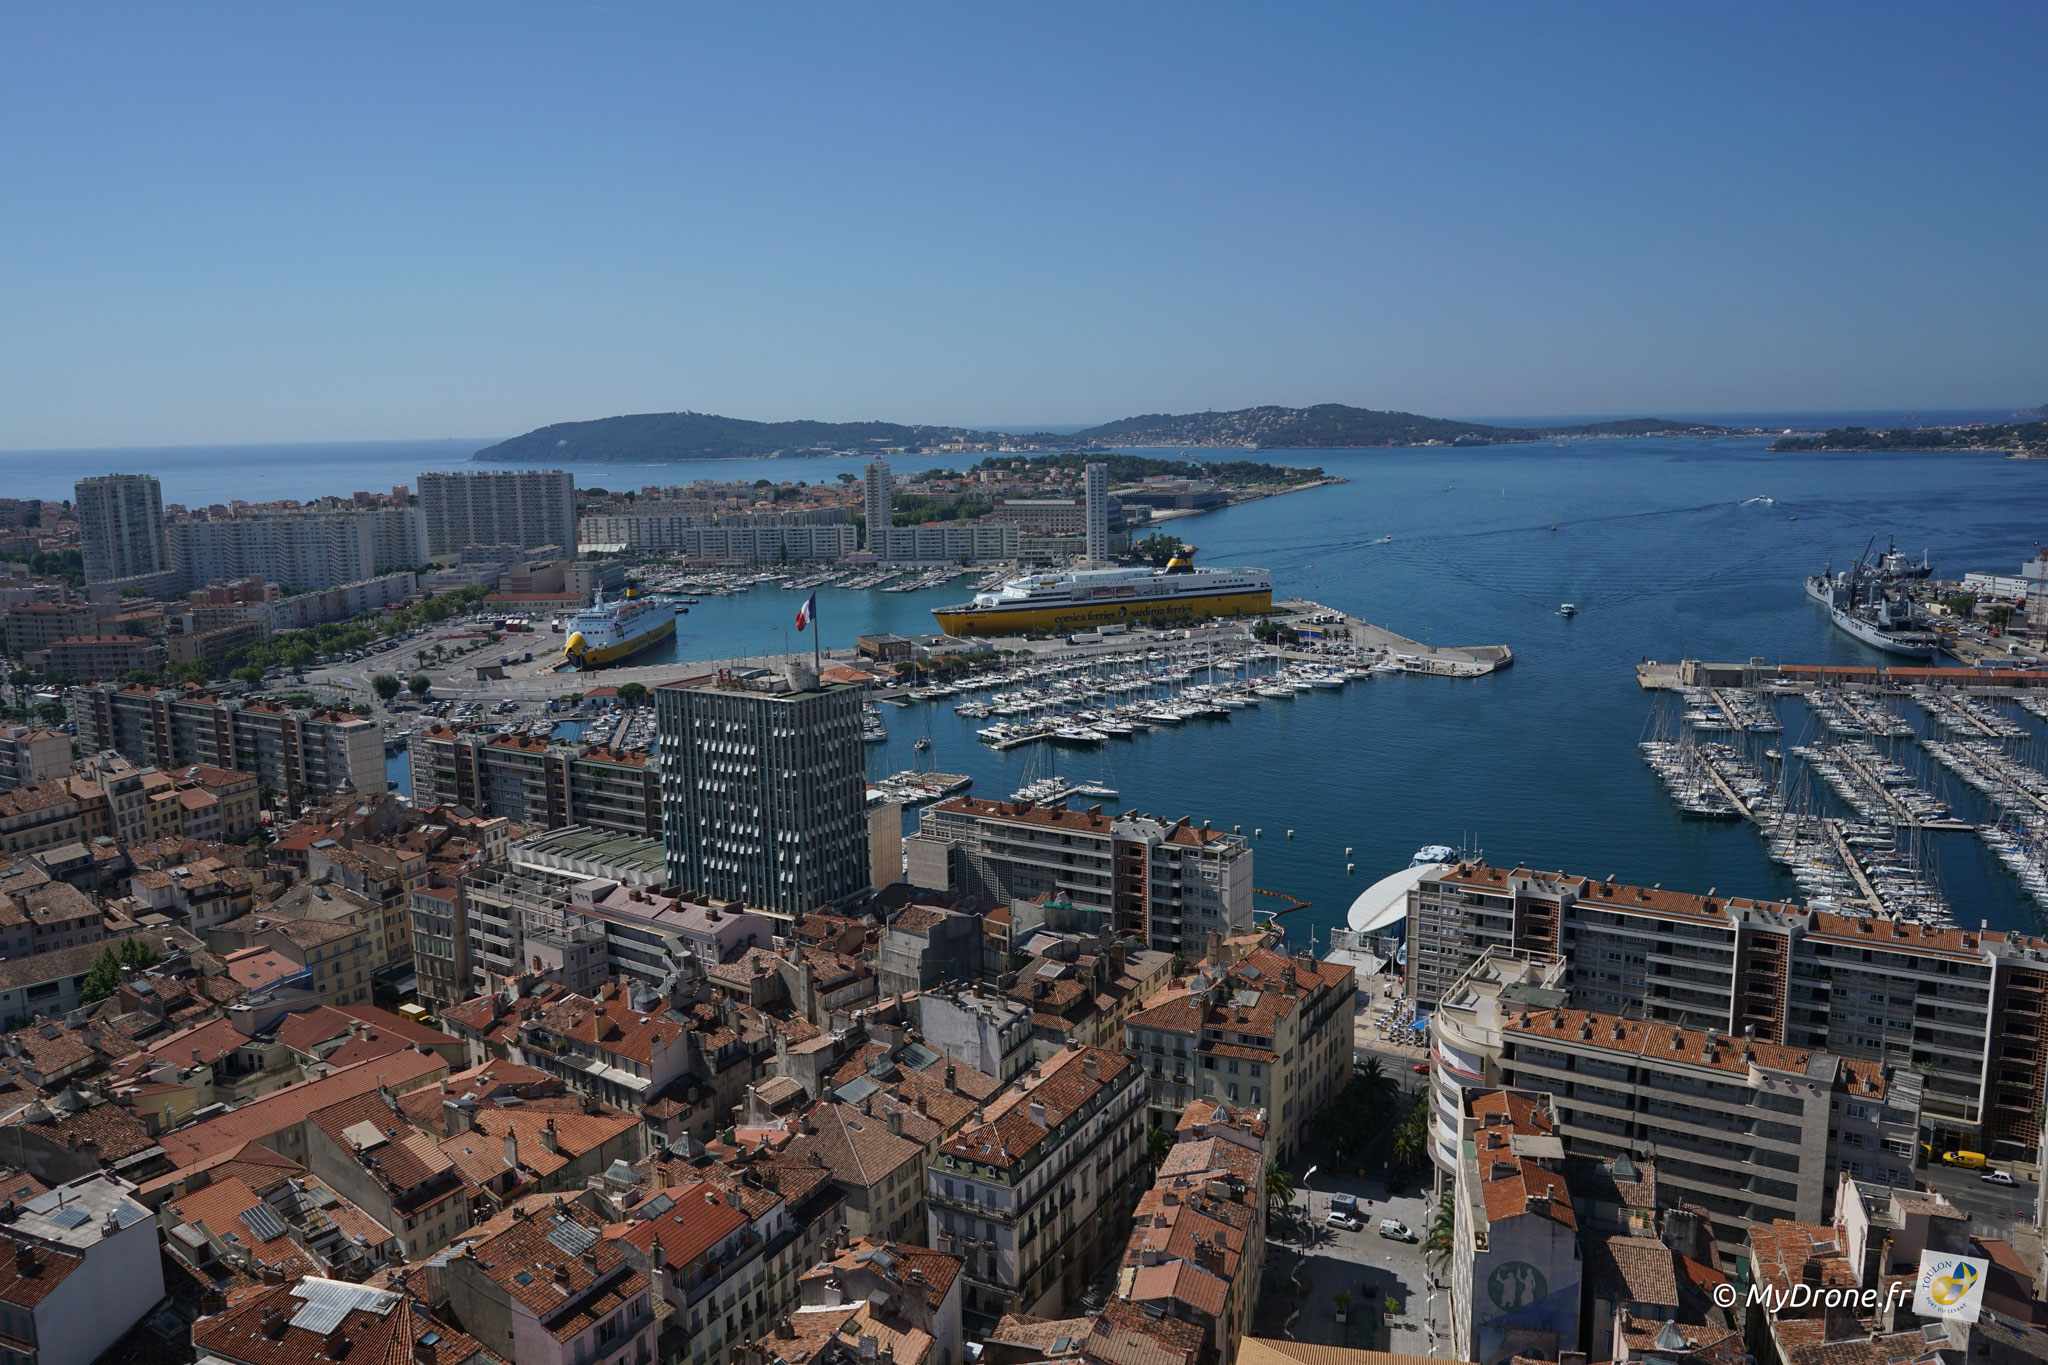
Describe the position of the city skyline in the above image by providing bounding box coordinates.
[4,5,2045,448]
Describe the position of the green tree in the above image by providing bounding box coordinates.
[1132,533,1184,566]
[616,682,648,707]
[1310,1066,1401,1163]
[1265,1160,1296,1211]
[119,936,162,969]
[370,674,402,703]
[1147,1123,1175,1174]
[408,673,433,699]
[80,947,124,1002]
[1356,1055,1397,1111]
[1389,1104,1429,1175]
[1424,1195,1456,1273]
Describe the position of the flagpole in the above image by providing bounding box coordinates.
[813,594,822,678]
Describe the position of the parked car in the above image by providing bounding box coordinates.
[1983,1169,2016,1185]
[1325,1211,1365,1232]
[1412,1062,1430,1074]
[1378,1219,1416,1242]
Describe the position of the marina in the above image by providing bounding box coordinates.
[1789,738,1969,830]
[1639,683,1970,923]
[1914,687,2032,740]
[1802,686,1916,738]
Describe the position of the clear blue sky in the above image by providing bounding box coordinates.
[4,4,2044,447]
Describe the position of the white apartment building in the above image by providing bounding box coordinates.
[578,508,854,560]
[74,474,169,585]
[418,468,577,556]
[1497,1005,1914,1263]
[1426,947,1571,1172]
[872,522,1019,566]
[1406,860,2048,1159]
[864,461,894,551]
[69,684,388,797]
[907,798,1254,952]
[169,509,404,592]
[1084,463,1109,563]
[925,1044,1144,1336]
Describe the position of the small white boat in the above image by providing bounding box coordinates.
[1558,603,1578,618]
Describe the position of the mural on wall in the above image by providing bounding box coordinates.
[1477,1263,1579,1365]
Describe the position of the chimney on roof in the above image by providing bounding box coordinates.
[416,1336,439,1365]
[554,1262,573,1289]
[324,1327,349,1357]
[261,1305,286,1336]
[12,1244,33,1275]
[1083,1053,1099,1080]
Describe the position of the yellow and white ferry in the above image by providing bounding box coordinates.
[563,589,676,668]
[931,547,1272,638]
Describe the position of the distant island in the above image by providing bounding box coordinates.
[475,412,982,464]
[1769,419,2048,455]
[472,404,1736,462]
[1043,404,1734,449]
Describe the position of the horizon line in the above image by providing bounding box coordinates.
[2,402,2034,457]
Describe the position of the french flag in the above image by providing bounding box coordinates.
[796,594,817,632]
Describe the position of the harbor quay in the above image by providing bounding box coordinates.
[308,596,1513,707]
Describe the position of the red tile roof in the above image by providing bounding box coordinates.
[157,1048,446,1169]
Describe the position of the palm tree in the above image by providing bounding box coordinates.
[1424,1195,1456,1273]
[1390,1105,1429,1174]
[1146,1124,1175,1173]
[1265,1160,1296,1210]
[1357,1055,1397,1109]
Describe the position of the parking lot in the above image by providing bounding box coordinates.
[1253,1160,1442,1355]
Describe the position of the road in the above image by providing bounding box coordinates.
[1918,1160,2039,1241]
[1253,1161,1441,1355]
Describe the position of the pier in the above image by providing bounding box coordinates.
[1698,752,1757,820]
[1276,599,1513,677]
[1827,741,1975,831]
[1637,657,2048,692]
[1820,818,1888,910]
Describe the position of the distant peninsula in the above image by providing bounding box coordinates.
[1769,419,2048,455]
[473,404,1736,462]
[1046,405,1734,449]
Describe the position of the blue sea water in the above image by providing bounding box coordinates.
[42,433,2048,948]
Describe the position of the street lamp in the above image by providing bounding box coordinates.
[1301,1165,1319,1252]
